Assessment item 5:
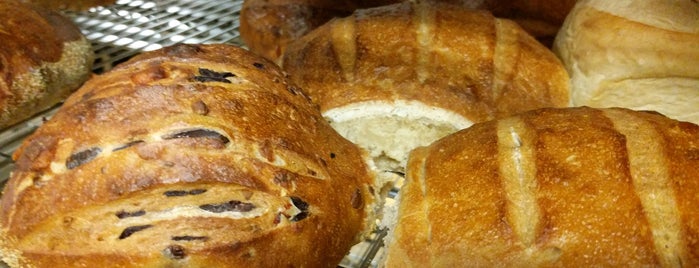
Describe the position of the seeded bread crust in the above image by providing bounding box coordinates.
[384,106,699,267]
[0,0,93,130]
[281,1,570,171]
[0,44,377,268]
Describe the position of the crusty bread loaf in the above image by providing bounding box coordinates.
[239,0,401,63]
[282,0,570,173]
[553,0,699,125]
[240,0,577,63]
[0,0,93,130]
[383,106,699,267]
[0,44,378,267]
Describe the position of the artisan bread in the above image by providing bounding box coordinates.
[282,0,570,173]
[383,106,699,267]
[239,0,400,63]
[553,0,699,125]
[0,0,93,129]
[240,0,577,63]
[0,44,378,267]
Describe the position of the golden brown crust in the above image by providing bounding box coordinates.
[239,0,577,63]
[385,106,699,267]
[239,0,400,63]
[0,0,93,129]
[282,1,569,123]
[0,44,375,267]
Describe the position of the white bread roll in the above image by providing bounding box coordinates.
[283,0,570,174]
[553,0,699,124]
[384,106,699,267]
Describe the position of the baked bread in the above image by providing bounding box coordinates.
[383,106,699,267]
[553,0,699,125]
[239,0,577,63]
[282,0,570,173]
[239,0,400,63]
[0,44,378,267]
[0,0,93,130]
[20,0,116,11]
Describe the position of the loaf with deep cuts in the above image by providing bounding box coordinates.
[0,0,93,130]
[383,106,699,267]
[0,44,379,268]
[240,0,577,63]
[282,0,570,175]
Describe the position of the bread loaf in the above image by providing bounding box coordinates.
[240,0,577,63]
[0,44,378,267]
[383,106,699,267]
[282,0,570,173]
[0,0,93,129]
[553,0,699,125]
[239,0,400,63]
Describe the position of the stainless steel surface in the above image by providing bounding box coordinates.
[0,0,385,266]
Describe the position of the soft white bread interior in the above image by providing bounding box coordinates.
[553,0,699,124]
[283,0,570,174]
[383,106,699,267]
[324,100,473,174]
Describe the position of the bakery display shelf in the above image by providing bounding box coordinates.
[0,0,385,267]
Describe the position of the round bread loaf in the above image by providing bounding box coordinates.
[239,0,400,63]
[553,0,699,125]
[0,0,93,130]
[282,1,570,173]
[0,44,377,267]
[384,106,699,267]
[239,0,577,63]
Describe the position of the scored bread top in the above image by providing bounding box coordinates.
[240,0,577,63]
[282,0,570,124]
[385,106,699,267]
[0,44,375,267]
[240,0,402,63]
[281,0,570,173]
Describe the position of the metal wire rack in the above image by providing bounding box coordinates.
[0,0,385,267]
[0,0,244,184]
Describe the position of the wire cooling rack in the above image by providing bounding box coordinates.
[0,0,244,183]
[0,0,385,267]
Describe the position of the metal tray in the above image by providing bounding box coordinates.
[0,0,385,267]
